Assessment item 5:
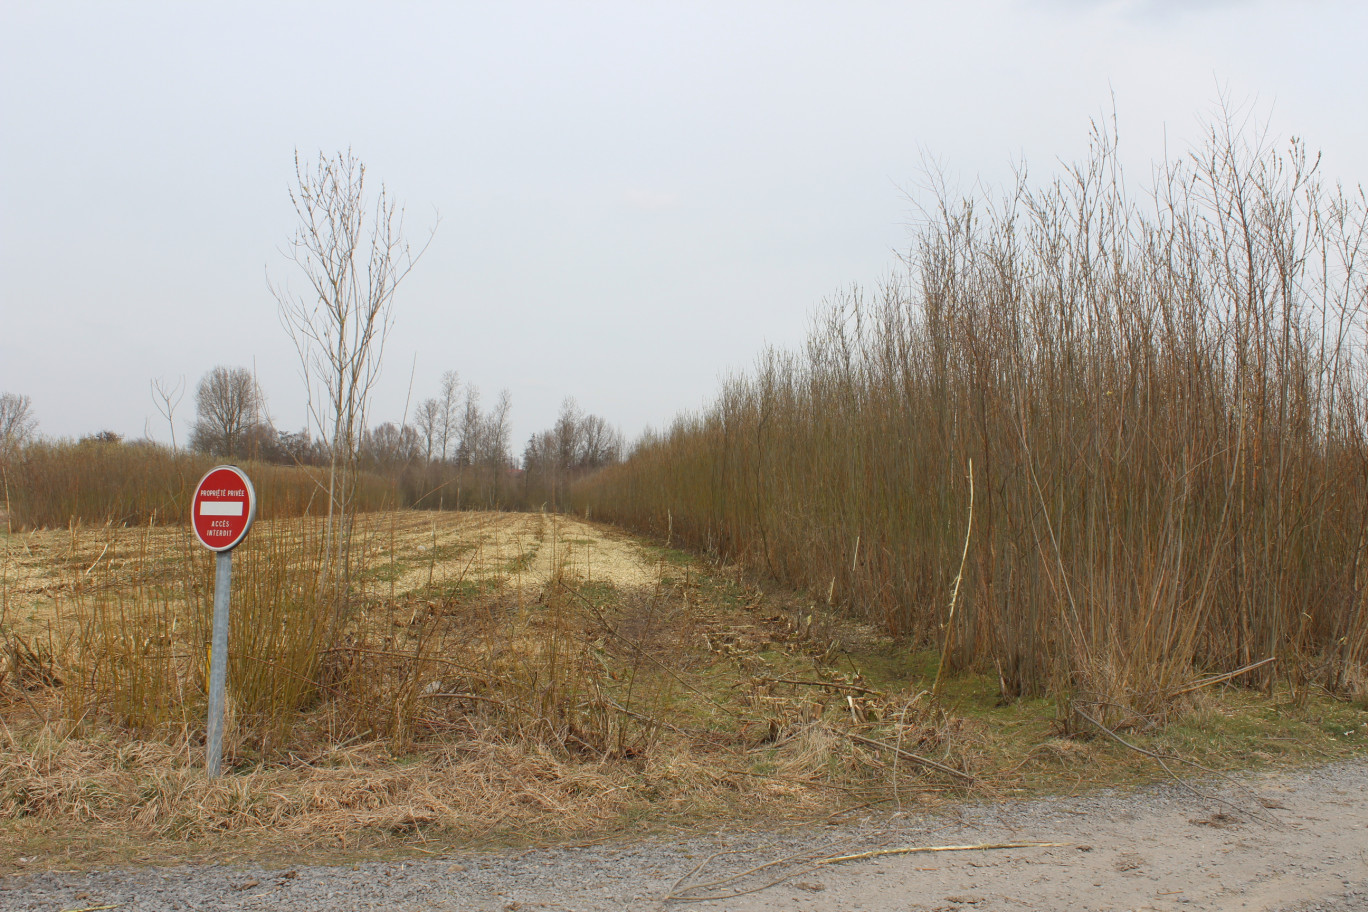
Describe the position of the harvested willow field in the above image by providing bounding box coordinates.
[1,510,1365,875]
[2,510,649,636]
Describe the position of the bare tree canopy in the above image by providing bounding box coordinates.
[436,370,460,463]
[483,389,513,469]
[361,421,421,468]
[413,370,465,465]
[0,392,37,459]
[522,397,623,508]
[413,397,441,462]
[456,384,482,468]
[190,366,265,459]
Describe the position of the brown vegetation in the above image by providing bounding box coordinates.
[2,440,396,531]
[2,512,1365,866]
[572,112,1368,724]
[0,512,960,857]
[4,113,1368,868]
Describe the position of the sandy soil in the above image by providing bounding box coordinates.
[674,761,1368,912]
[525,514,662,589]
[350,510,660,594]
[5,758,1366,911]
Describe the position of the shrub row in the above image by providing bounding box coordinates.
[573,116,1368,712]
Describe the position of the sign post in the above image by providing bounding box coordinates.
[191,465,256,778]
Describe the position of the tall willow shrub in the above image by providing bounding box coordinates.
[574,116,1368,713]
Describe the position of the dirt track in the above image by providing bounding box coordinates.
[6,757,1367,911]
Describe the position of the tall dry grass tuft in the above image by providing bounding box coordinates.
[573,111,1368,720]
[53,518,336,751]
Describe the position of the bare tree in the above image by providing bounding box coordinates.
[521,398,623,509]
[436,370,460,463]
[482,389,513,469]
[467,389,513,506]
[0,392,37,461]
[189,367,262,457]
[553,397,582,472]
[151,376,185,450]
[578,413,623,468]
[277,428,323,466]
[273,149,434,592]
[456,384,482,468]
[413,397,441,462]
[361,421,420,468]
[521,429,558,506]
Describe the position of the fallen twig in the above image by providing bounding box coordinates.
[600,697,731,743]
[1170,656,1276,697]
[765,677,883,696]
[845,730,974,783]
[663,841,1062,905]
[82,542,110,577]
[815,841,1068,865]
[1071,704,1282,827]
[662,849,733,904]
[662,841,854,904]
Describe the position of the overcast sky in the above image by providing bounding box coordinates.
[3,1,1366,453]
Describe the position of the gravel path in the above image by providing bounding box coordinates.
[5,758,1366,911]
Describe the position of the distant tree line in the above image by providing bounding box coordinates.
[173,366,622,511]
[2,366,624,516]
[521,397,624,510]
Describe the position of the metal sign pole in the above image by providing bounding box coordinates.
[205,548,233,778]
[191,464,256,779]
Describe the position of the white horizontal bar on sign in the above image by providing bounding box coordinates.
[200,501,244,516]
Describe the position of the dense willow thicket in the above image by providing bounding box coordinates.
[575,116,1368,718]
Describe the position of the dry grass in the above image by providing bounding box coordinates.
[1,729,757,843]
[2,512,1365,873]
[0,512,965,868]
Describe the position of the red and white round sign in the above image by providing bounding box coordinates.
[191,465,257,551]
